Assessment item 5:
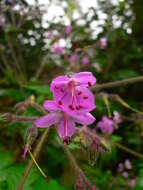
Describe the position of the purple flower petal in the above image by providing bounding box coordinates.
[65,25,72,36]
[51,84,95,115]
[74,86,96,112]
[35,113,61,128]
[43,100,60,111]
[57,117,75,138]
[73,72,96,87]
[73,112,95,125]
[50,75,69,92]
[82,56,89,65]
[97,116,114,134]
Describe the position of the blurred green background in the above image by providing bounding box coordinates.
[0,0,143,189]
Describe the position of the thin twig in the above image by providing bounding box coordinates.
[5,33,26,83]
[92,76,143,91]
[28,149,47,178]
[10,9,17,28]
[16,128,49,190]
[114,142,143,159]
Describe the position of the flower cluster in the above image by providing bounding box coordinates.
[35,72,96,140]
[117,159,138,188]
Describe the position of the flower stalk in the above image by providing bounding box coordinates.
[16,128,50,190]
[62,143,97,190]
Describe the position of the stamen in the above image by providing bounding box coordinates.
[71,86,74,104]
[64,114,68,136]
[68,80,75,104]
[76,106,79,110]
[54,85,58,89]
[83,96,88,99]
[78,91,82,95]
[88,81,92,87]
[60,88,64,92]
[69,104,75,110]
[58,101,62,105]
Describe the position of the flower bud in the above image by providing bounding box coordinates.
[24,126,38,146]
[88,138,100,166]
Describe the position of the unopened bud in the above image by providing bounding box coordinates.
[24,126,38,146]
[88,137,100,166]
[29,95,35,105]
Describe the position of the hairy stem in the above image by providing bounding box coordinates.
[16,128,49,190]
[63,144,97,190]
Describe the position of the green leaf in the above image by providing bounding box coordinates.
[33,177,66,190]
[24,85,51,96]
[0,149,14,169]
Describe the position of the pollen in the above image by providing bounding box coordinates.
[76,106,79,110]
[88,81,92,87]
[58,101,62,105]
[78,91,82,95]
[54,85,58,89]
[69,104,75,110]
[83,96,88,99]
[60,88,64,92]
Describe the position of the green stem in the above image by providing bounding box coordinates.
[63,143,97,190]
[103,95,112,118]
[16,128,49,190]
[80,127,143,159]
[92,76,143,91]
[28,149,47,178]
[113,142,143,159]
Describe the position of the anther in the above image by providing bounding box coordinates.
[88,81,92,87]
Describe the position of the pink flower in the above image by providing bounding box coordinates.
[117,163,124,173]
[122,171,129,179]
[97,116,114,134]
[53,43,64,55]
[0,16,5,29]
[82,56,89,66]
[129,178,137,188]
[69,54,79,64]
[50,72,96,115]
[113,111,122,124]
[35,100,95,139]
[99,37,107,49]
[124,159,132,170]
[66,25,72,36]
